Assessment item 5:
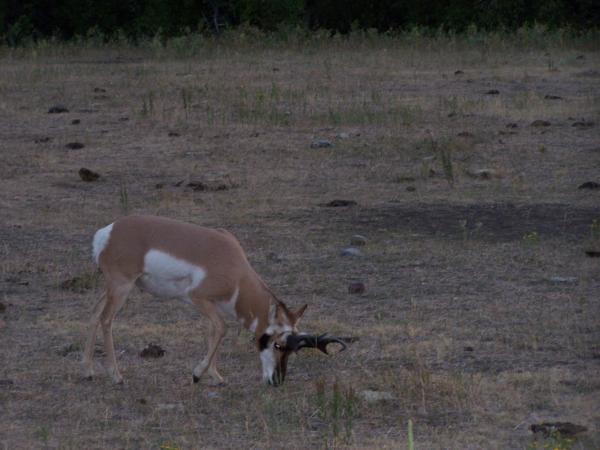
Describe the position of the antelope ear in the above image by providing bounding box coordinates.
[293,304,308,324]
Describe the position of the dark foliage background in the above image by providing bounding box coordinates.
[1,0,599,43]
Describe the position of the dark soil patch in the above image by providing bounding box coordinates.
[293,203,599,242]
[578,181,600,190]
[530,422,587,437]
[66,142,85,150]
[320,199,357,207]
[48,105,69,113]
[140,343,165,358]
[79,168,100,182]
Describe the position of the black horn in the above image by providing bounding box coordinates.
[287,333,348,354]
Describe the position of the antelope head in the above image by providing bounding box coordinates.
[258,300,347,386]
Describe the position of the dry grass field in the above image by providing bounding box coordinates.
[1,33,599,449]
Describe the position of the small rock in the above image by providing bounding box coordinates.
[350,235,367,246]
[576,54,585,60]
[0,302,6,313]
[138,398,147,405]
[466,169,501,179]
[311,139,332,149]
[360,390,394,403]
[457,131,474,138]
[93,87,106,93]
[547,276,578,285]
[157,403,184,412]
[168,131,180,137]
[464,346,474,352]
[544,95,562,100]
[321,200,357,207]
[186,180,234,192]
[71,119,81,125]
[118,117,129,122]
[155,183,164,189]
[422,155,436,163]
[485,89,499,95]
[207,391,219,399]
[34,137,52,143]
[506,123,518,128]
[578,181,600,190]
[336,132,350,139]
[454,70,464,75]
[66,142,85,150]
[531,120,551,127]
[79,167,100,182]
[573,120,594,128]
[406,186,416,192]
[0,379,14,386]
[584,250,600,257]
[48,105,69,114]
[340,247,363,257]
[140,343,165,358]
[530,422,587,438]
[348,282,365,294]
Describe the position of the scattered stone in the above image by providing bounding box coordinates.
[573,120,594,128]
[531,120,551,127]
[457,131,474,138]
[48,105,69,114]
[340,247,363,257]
[93,87,107,93]
[138,398,147,405]
[350,235,367,246]
[156,403,184,412]
[336,132,350,139]
[58,343,81,357]
[576,54,585,60]
[34,137,52,143]
[118,117,129,122]
[585,250,600,258]
[79,167,100,182]
[485,89,499,95]
[360,390,394,403]
[168,131,180,137]
[321,200,357,207]
[272,67,280,72]
[267,252,284,263]
[544,95,562,100]
[578,181,600,190]
[66,142,85,150]
[530,422,587,438]
[506,123,518,129]
[207,391,219,399]
[547,276,578,285]
[0,302,5,313]
[466,169,501,180]
[454,70,464,75]
[464,346,474,352]
[348,282,366,294]
[311,139,332,149]
[394,175,415,183]
[155,183,164,189]
[71,119,80,125]
[93,95,109,100]
[0,379,13,386]
[406,186,416,192]
[140,343,165,358]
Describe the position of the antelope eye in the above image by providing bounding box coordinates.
[274,342,282,350]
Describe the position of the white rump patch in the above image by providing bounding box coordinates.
[92,223,113,264]
[136,249,205,300]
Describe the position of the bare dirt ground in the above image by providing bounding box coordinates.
[0,38,599,449]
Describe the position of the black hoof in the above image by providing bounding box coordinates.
[193,375,200,383]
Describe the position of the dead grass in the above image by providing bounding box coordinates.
[0,35,599,449]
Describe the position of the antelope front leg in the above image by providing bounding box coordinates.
[193,302,226,385]
[82,292,106,379]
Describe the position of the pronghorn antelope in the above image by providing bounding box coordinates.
[83,215,346,386]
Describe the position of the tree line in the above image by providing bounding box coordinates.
[2,0,599,44]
